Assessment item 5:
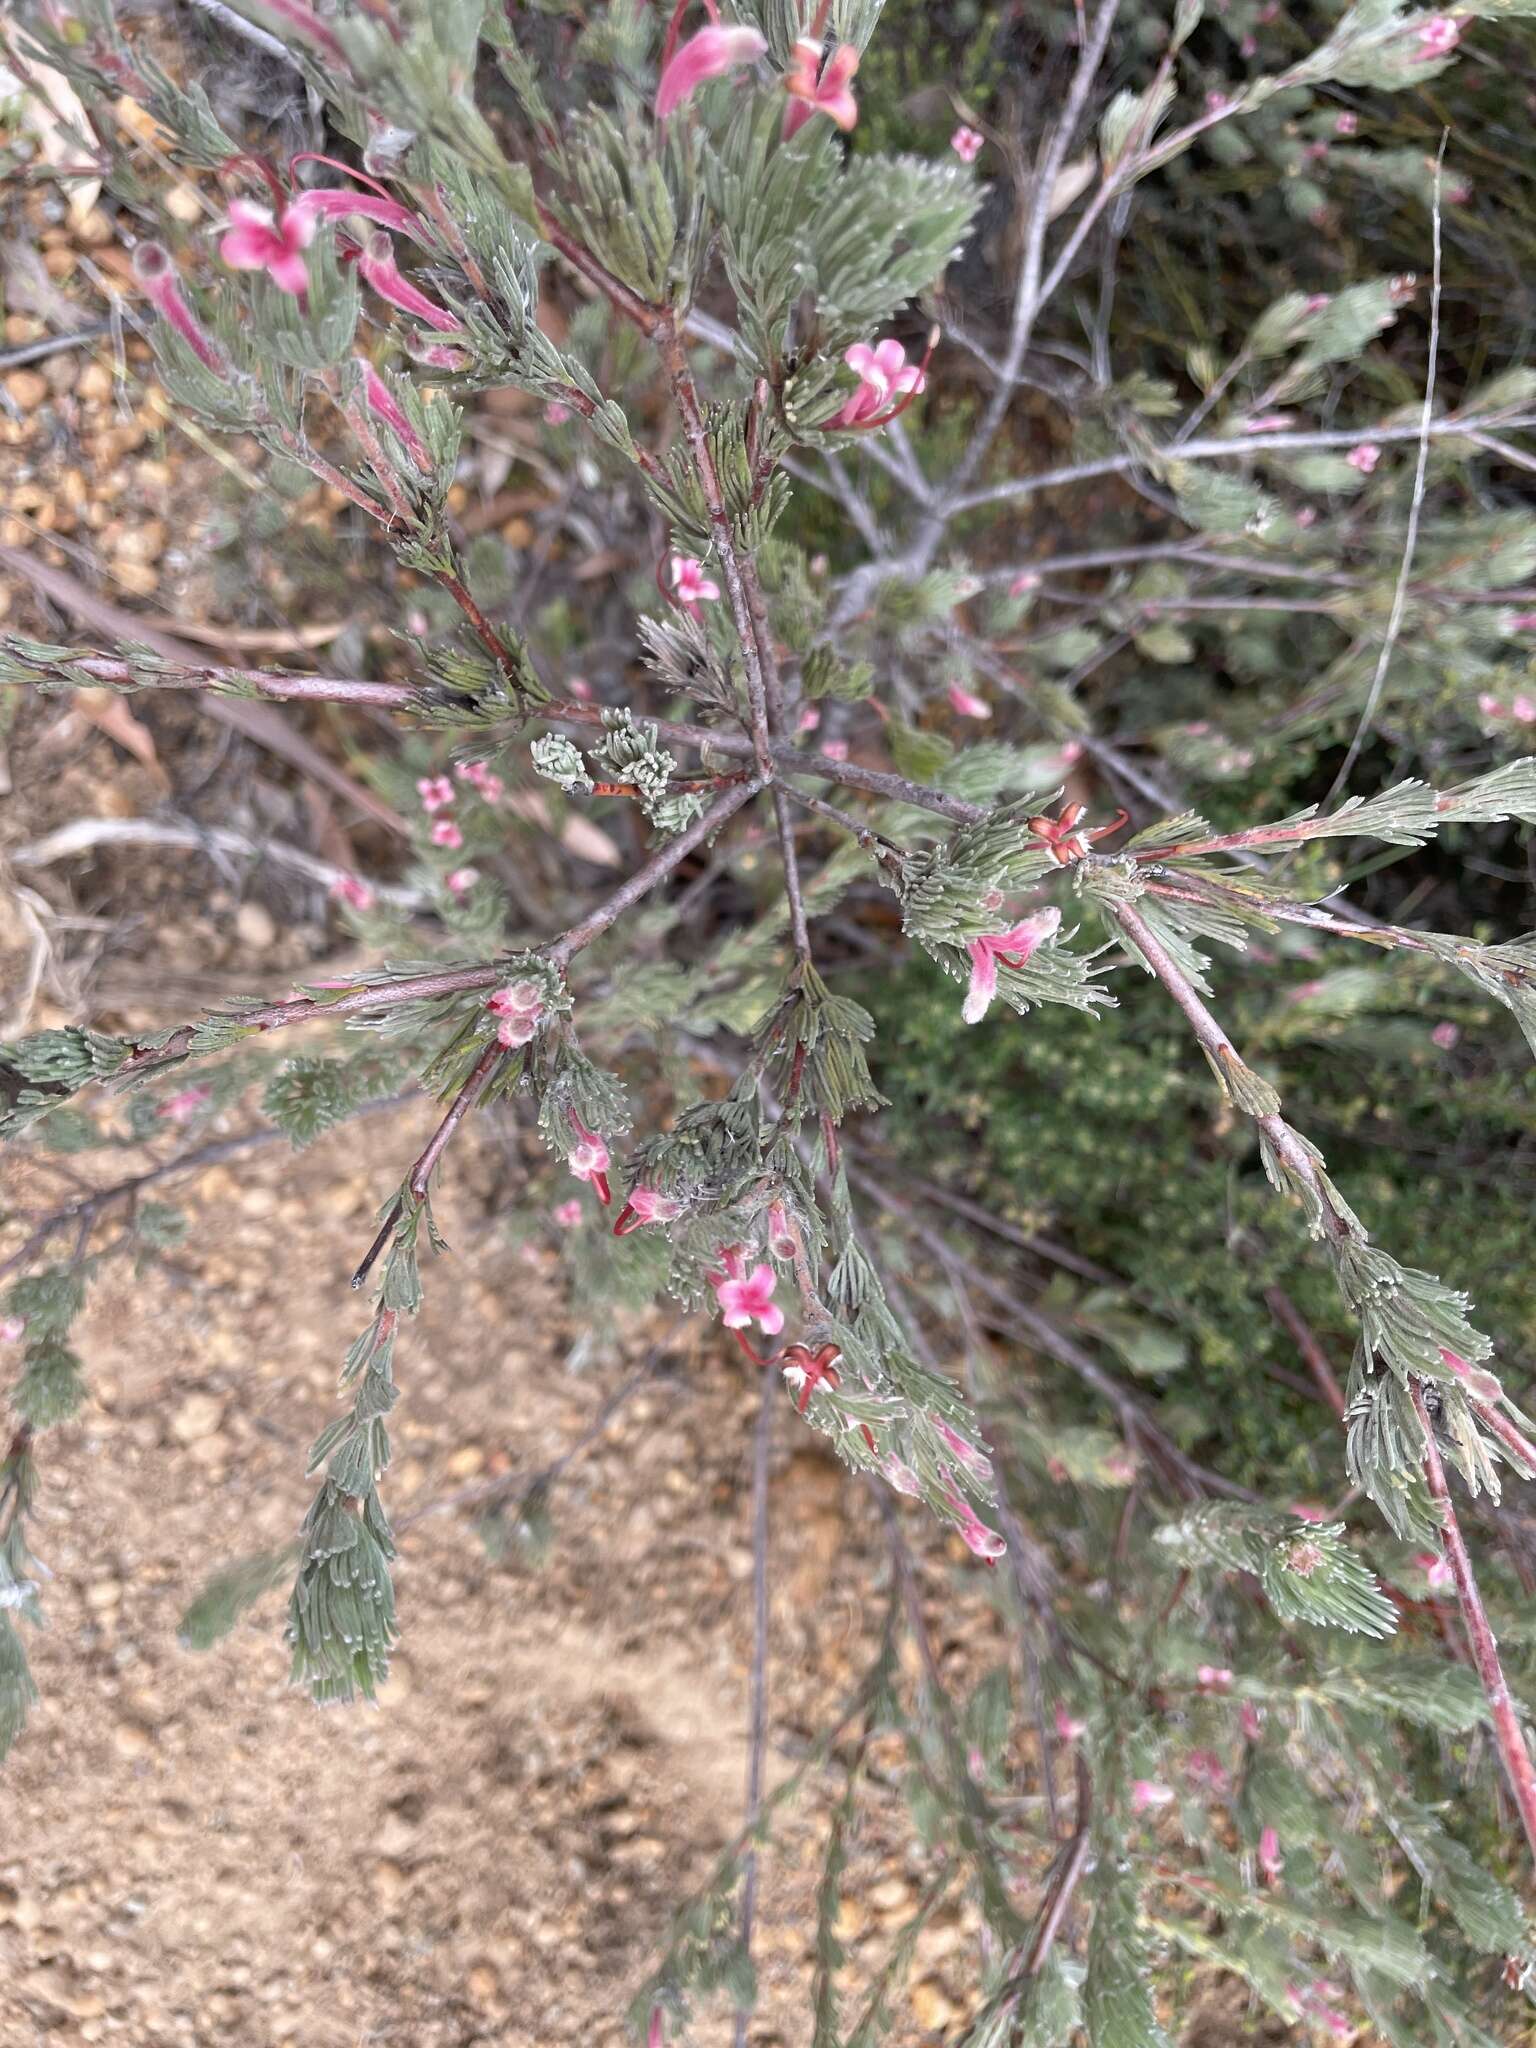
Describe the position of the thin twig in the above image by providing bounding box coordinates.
[1410,1383,1536,1862]
[1263,1287,1347,1418]
[13,816,426,908]
[732,1372,775,2048]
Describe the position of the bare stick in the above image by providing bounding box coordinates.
[733,1372,774,2048]
[1410,1383,1536,1862]
[1263,1287,1347,1419]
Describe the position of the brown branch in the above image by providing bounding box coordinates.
[535,206,662,336]
[1263,1286,1347,1418]
[732,1367,775,2048]
[1411,1382,1536,1862]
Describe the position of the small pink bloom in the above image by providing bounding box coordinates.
[881,1454,922,1497]
[568,1120,612,1204]
[822,739,849,760]
[544,400,572,424]
[1240,31,1258,54]
[554,1199,584,1229]
[219,198,315,297]
[797,705,821,732]
[1431,1021,1459,1049]
[488,978,544,1018]
[132,244,229,377]
[1415,14,1462,58]
[1196,1664,1234,1691]
[158,1085,212,1125]
[361,361,430,468]
[358,231,462,330]
[783,38,860,138]
[456,759,504,802]
[948,1499,1007,1561]
[622,1186,682,1226]
[1292,1980,1352,2040]
[963,908,1062,1025]
[1346,441,1382,474]
[1242,411,1295,433]
[497,1011,540,1048]
[1054,1704,1086,1742]
[1479,692,1505,717]
[1335,110,1360,135]
[766,1200,796,1260]
[947,681,991,719]
[1514,693,1536,723]
[936,1419,994,1483]
[0,1317,24,1344]
[1008,571,1040,596]
[417,774,456,813]
[671,553,721,622]
[1304,293,1332,314]
[412,340,470,371]
[430,818,463,849]
[1259,1825,1284,1882]
[950,125,984,163]
[648,2006,666,2048]
[1286,1538,1326,1578]
[1205,89,1230,113]
[291,186,420,236]
[1509,611,1536,630]
[1446,177,1472,204]
[1058,740,1084,766]
[1240,1700,1264,1741]
[1295,506,1317,528]
[569,675,594,701]
[833,338,926,429]
[1131,1779,1175,1814]
[445,866,479,898]
[711,1258,783,1337]
[655,23,767,119]
[330,872,375,911]
[1415,1549,1455,1593]
[1186,1749,1230,1795]
[1291,1501,1327,1523]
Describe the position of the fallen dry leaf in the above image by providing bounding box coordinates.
[72,686,167,786]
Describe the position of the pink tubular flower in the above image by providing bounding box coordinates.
[219,198,315,296]
[568,1120,612,1205]
[430,818,463,850]
[554,1199,584,1229]
[1009,570,1040,597]
[947,681,991,719]
[950,125,983,163]
[943,1491,1006,1561]
[936,1419,994,1483]
[1415,13,1462,57]
[783,37,859,137]
[1346,441,1382,474]
[0,1316,24,1344]
[833,338,926,429]
[1416,1548,1455,1593]
[766,1200,796,1261]
[1131,1779,1175,1814]
[360,361,430,469]
[1440,1345,1502,1404]
[881,1454,922,1496]
[417,774,456,813]
[357,231,462,330]
[1259,1825,1284,1882]
[963,907,1062,1025]
[158,1085,212,1125]
[1054,1703,1086,1742]
[655,23,767,120]
[1240,1700,1264,1741]
[290,185,420,236]
[648,2006,666,2048]
[612,1185,683,1236]
[710,1254,783,1336]
[671,553,721,621]
[445,866,479,898]
[330,872,375,911]
[1431,1020,1459,1050]
[1242,411,1295,433]
[488,979,545,1046]
[132,244,229,378]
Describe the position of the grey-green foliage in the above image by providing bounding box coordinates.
[1157,1502,1398,1636]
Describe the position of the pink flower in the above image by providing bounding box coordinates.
[330,872,375,911]
[1286,1538,1326,1578]
[1259,1825,1284,1882]
[1131,1779,1175,1814]
[783,38,860,138]
[488,979,544,1046]
[1415,14,1462,58]
[822,739,849,760]
[655,23,767,120]
[496,1012,540,1048]
[671,553,721,621]
[291,185,420,236]
[947,681,991,719]
[1478,692,1505,718]
[158,1085,212,1125]
[417,774,456,813]
[1205,90,1231,113]
[710,1253,784,1336]
[569,675,594,701]
[1292,1981,1352,2040]
[1054,1704,1086,1742]
[456,760,505,802]
[1240,1700,1264,1741]
[1058,740,1084,766]
[797,705,821,733]
[1290,1501,1327,1523]
[554,1199,584,1229]
[1346,441,1381,474]
[132,244,229,378]
[1431,1021,1459,1050]
[1304,293,1332,314]
[361,361,430,469]
[943,1491,1007,1561]
[936,1419,994,1483]
[648,2006,666,2048]
[1295,506,1317,528]
[1008,571,1040,597]
[1242,412,1295,433]
[833,338,926,429]
[1514,693,1536,723]
[357,232,462,329]
[612,1184,682,1234]
[219,198,315,297]
[766,1200,796,1260]
[1186,1749,1230,1795]
[881,1454,922,1497]
[963,908,1062,1025]
[1196,1664,1234,1691]
[568,1119,612,1204]
[1509,612,1536,630]
[544,401,572,425]
[950,125,984,163]
[1335,110,1359,135]
[1416,1549,1455,1593]
[0,1317,24,1344]
[1439,1346,1502,1404]
[430,818,463,849]
[445,866,479,898]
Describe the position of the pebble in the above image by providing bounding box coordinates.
[171,1393,224,1445]
[234,901,277,950]
[4,369,49,412]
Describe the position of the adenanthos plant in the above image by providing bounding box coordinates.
[4,0,1536,2038]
